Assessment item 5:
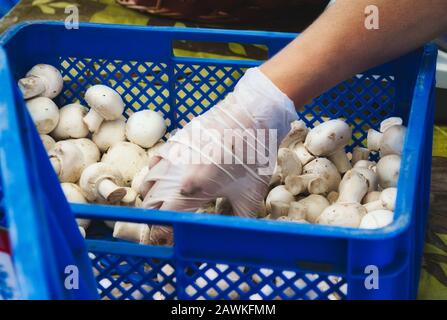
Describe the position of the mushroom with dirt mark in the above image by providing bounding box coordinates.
[376,154,401,188]
[92,118,126,153]
[113,222,150,244]
[60,182,90,229]
[363,187,397,212]
[125,110,167,148]
[352,166,378,192]
[51,103,89,140]
[18,64,63,99]
[26,97,60,134]
[79,162,127,203]
[359,209,394,229]
[301,158,341,193]
[40,134,55,151]
[83,85,125,133]
[49,140,84,183]
[316,203,367,228]
[304,119,353,174]
[101,141,149,186]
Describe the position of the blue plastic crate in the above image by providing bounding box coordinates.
[0,21,437,300]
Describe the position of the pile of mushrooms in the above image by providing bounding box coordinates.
[264,116,405,230]
[20,64,168,240]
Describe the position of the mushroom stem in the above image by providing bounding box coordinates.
[83,108,104,133]
[98,179,126,203]
[352,147,370,165]
[285,174,325,196]
[50,157,61,176]
[291,142,315,166]
[113,222,151,244]
[270,201,290,219]
[363,200,386,212]
[18,76,47,99]
[328,149,352,174]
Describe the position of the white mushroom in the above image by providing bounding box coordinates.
[351,147,370,165]
[362,191,381,204]
[316,203,367,228]
[83,85,125,133]
[18,64,63,99]
[26,97,60,134]
[49,140,84,183]
[363,188,397,212]
[302,158,341,193]
[92,118,126,153]
[367,125,407,156]
[360,210,394,229]
[51,103,89,140]
[380,117,403,133]
[60,182,90,229]
[376,155,401,188]
[120,188,143,207]
[289,195,330,223]
[79,162,127,203]
[353,160,376,170]
[125,110,167,148]
[40,134,55,151]
[68,138,100,168]
[304,119,352,174]
[101,141,149,186]
[337,170,369,203]
[265,185,295,214]
[113,222,150,244]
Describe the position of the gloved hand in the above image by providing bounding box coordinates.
[141,67,298,245]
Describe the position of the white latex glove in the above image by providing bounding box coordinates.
[141,67,298,245]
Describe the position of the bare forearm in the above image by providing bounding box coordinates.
[261,0,447,108]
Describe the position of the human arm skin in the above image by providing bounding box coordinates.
[261,0,447,108]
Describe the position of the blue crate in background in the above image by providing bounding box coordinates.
[0,21,438,300]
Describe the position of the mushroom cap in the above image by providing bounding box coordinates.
[51,103,89,140]
[380,117,403,133]
[84,85,125,120]
[79,162,125,202]
[49,140,84,182]
[380,125,406,156]
[126,110,167,148]
[276,148,302,182]
[26,97,60,134]
[376,155,401,188]
[265,185,295,213]
[302,158,341,192]
[317,203,367,228]
[101,141,149,186]
[40,134,55,152]
[353,160,376,170]
[360,210,394,229]
[25,64,63,99]
[280,120,309,148]
[60,182,87,204]
[68,138,100,167]
[92,118,126,152]
[304,119,352,156]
